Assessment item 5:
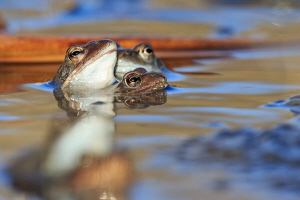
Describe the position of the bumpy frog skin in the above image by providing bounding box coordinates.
[53,39,117,91]
[115,42,166,80]
[115,68,168,93]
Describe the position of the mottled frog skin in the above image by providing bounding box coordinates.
[53,39,117,91]
[115,68,168,93]
[115,42,166,80]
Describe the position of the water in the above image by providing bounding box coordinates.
[2,45,300,200]
[2,1,300,200]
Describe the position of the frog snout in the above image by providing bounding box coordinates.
[154,74,168,89]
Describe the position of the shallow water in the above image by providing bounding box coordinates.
[2,44,300,199]
[2,1,300,200]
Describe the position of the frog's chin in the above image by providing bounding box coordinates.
[62,50,117,91]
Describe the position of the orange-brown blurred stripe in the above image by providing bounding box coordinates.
[0,34,281,63]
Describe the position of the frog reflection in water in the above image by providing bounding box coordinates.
[52,39,117,91]
[9,88,132,200]
[13,67,167,198]
[115,42,166,81]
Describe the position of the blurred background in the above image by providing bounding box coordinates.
[1,0,300,40]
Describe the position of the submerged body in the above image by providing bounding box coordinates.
[53,39,117,91]
[115,42,166,80]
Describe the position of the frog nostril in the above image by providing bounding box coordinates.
[123,51,131,56]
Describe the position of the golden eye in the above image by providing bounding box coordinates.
[140,47,154,60]
[67,46,86,65]
[124,75,141,88]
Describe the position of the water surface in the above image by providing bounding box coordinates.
[1,44,300,199]
[1,1,300,199]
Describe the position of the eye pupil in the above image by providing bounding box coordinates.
[71,50,81,56]
[130,77,139,82]
[145,48,153,54]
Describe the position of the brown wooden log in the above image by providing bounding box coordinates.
[0,34,284,63]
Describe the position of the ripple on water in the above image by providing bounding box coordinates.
[168,82,300,95]
[0,115,21,122]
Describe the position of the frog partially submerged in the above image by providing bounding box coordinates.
[115,68,168,93]
[53,67,168,116]
[53,39,117,91]
[52,40,168,93]
[115,42,166,80]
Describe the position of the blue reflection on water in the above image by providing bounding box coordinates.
[121,135,180,147]
[0,114,20,121]
[165,106,276,117]
[232,46,300,59]
[5,0,300,37]
[167,82,300,95]
[116,115,172,123]
[21,82,55,92]
[116,108,282,127]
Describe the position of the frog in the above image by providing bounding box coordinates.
[115,42,166,81]
[51,67,168,119]
[52,39,117,91]
[115,68,168,93]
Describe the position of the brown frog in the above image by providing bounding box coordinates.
[115,42,166,80]
[53,39,117,91]
[115,68,168,93]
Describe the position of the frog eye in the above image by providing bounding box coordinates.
[70,49,84,57]
[143,48,153,54]
[140,47,154,60]
[68,46,86,65]
[124,73,142,88]
[125,98,141,104]
[129,77,140,82]
[124,98,142,109]
[127,76,141,87]
[71,50,81,56]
